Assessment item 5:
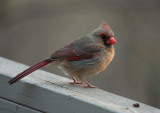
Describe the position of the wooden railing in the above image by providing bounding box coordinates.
[0,57,159,113]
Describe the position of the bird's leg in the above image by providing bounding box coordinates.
[82,80,98,88]
[69,77,85,85]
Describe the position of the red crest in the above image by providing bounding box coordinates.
[101,22,111,31]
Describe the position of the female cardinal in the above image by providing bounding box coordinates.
[8,22,116,88]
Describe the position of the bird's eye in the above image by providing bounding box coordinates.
[101,35,110,40]
[101,35,106,40]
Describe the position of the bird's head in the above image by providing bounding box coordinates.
[92,22,117,47]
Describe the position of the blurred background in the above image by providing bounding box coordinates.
[0,0,160,108]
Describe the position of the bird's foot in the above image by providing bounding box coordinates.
[83,84,98,88]
[69,81,85,85]
[70,77,98,88]
[82,81,98,88]
[69,77,85,85]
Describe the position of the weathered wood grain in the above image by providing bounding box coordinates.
[0,57,160,113]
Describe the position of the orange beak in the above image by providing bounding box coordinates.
[106,37,117,45]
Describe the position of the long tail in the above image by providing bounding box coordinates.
[8,59,52,85]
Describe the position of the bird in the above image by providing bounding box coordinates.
[8,22,117,88]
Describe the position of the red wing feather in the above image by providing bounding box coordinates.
[51,45,80,61]
[50,44,95,61]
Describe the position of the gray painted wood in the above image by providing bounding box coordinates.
[0,98,41,113]
[0,57,160,113]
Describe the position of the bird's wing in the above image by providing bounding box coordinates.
[50,37,103,61]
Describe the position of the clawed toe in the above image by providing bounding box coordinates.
[69,77,85,85]
[83,85,98,88]
[69,77,97,88]
[82,81,98,88]
[69,81,84,85]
